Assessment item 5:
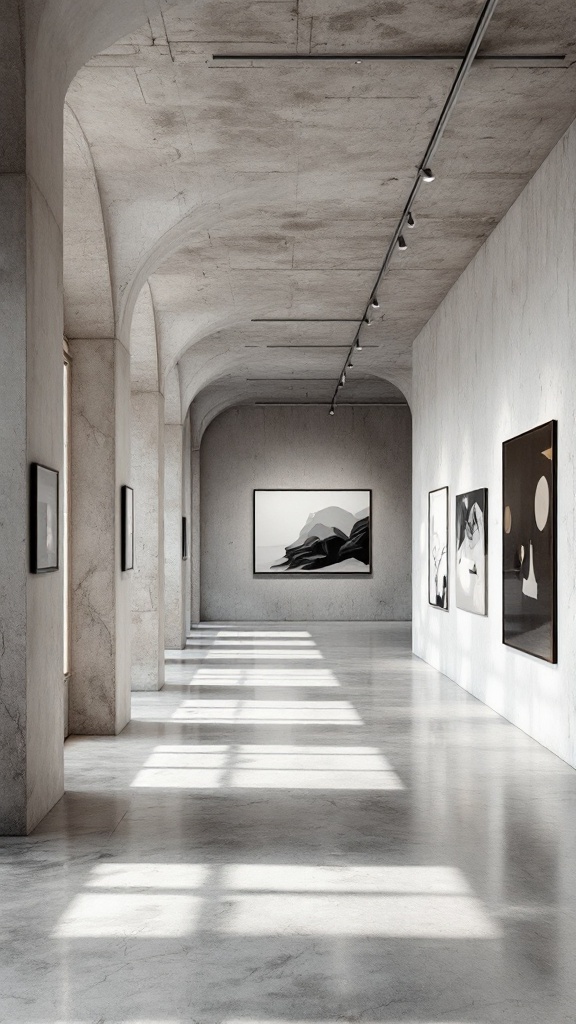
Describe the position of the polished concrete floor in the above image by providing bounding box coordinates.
[2,622,576,1023]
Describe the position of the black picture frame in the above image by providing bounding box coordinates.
[121,485,134,572]
[30,462,59,574]
[428,486,449,610]
[182,516,188,560]
[455,488,488,616]
[502,420,557,664]
[253,488,372,576]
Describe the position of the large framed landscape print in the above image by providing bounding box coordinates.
[456,488,488,615]
[429,486,448,609]
[254,489,371,574]
[503,420,557,663]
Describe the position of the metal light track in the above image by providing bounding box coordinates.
[330,0,500,412]
[213,52,564,62]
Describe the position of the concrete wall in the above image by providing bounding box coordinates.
[412,120,576,768]
[200,405,412,621]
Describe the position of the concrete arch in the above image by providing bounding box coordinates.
[63,103,115,339]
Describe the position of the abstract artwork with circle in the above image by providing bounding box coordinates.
[502,421,557,662]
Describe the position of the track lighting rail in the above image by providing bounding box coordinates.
[329,0,500,413]
[213,53,564,63]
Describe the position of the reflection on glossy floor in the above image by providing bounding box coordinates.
[2,623,576,1023]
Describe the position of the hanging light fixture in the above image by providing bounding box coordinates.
[370,295,380,309]
[398,235,407,251]
[422,167,435,182]
[407,212,415,228]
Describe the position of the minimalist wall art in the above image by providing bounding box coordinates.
[502,420,557,663]
[30,463,59,573]
[429,486,448,609]
[182,516,188,560]
[121,485,134,571]
[456,488,488,615]
[254,489,371,574]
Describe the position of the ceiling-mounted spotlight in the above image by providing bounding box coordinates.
[348,358,354,368]
[422,167,435,182]
[370,295,380,309]
[363,314,373,327]
[356,338,363,351]
[407,212,415,228]
[398,235,407,251]
[338,374,345,388]
[329,405,335,416]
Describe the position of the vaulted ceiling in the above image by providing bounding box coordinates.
[63,0,576,433]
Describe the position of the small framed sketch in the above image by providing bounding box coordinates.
[182,516,188,560]
[429,486,448,609]
[121,485,134,571]
[456,488,488,615]
[30,463,59,573]
[503,420,557,663]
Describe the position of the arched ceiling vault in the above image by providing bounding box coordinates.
[61,0,576,424]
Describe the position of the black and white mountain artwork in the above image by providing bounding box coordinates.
[254,490,371,574]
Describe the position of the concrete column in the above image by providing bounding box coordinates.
[164,424,186,648]
[69,338,131,735]
[191,447,201,625]
[0,4,64,834]
[131,391,165,690]
[182,416,192,636]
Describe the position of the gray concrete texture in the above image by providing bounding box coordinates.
[63,0,576,425]
[200,404,412,621]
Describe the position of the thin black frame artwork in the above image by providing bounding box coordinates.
[253,489,372,575]
[428,486,448,610]
[182,516,188,560]
[502,420,557,664]
[30,463,59,574]
[455,488,488,616]
[121,485,134,572]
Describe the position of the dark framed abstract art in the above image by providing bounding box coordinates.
[253,489,371,574]
[428,486,448,609]
[456,488,488,615]
[121,485,134,571]
[30,463,59,574]
[502,420,557,663]
[182,516,188,560]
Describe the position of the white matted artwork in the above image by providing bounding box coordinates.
[456,488,488,615]
[254,489,371,574]
[428,486,448,609]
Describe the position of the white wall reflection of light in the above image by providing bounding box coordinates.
[53,864,497,940]
[130,743,403,790]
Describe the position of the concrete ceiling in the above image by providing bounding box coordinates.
[63,0,576,429]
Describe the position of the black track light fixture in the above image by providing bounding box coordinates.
[398,235,407,251]
[363,314,373,327]
[329,405,335,416]
[356,338,363,351]
[422,167,435,182]
[407,212,415,228]
[370,295,380,309]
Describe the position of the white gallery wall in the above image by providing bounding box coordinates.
[201,404,412,621]
[412,119,576,768]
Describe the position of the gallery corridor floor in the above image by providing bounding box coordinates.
[2,623,576,1023]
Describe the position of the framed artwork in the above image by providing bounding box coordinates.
[429,486,448,609]
[503,420,557,663]
[456,488,488,615]
[121,485,134,571]
[30,463,59,573]
[253,489,371,574]
[182,516,188,560]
